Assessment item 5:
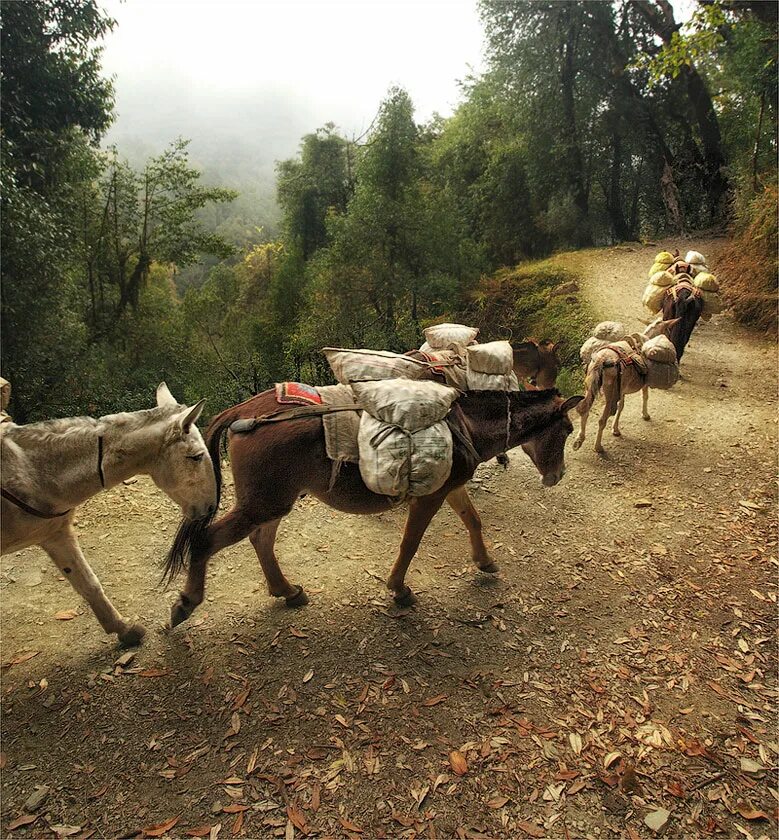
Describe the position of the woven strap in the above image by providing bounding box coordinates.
[230,403,364,433]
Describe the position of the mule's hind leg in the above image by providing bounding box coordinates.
[170,508,258,628]
[387,493,447,607]
[595,396,618,453]
[42,528,145,646]
[642,386,651,420]
[446,486,497,573]
[249,519,308,607]
[612,396,625,437]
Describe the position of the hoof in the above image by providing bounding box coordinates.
[595,446,605,455]
[118,622,146,647]
[284,585,309,608]
[643,415,651,422]
[612,429,621,437]
[393,586,417,608]
[572,439,583,451]
[170,596,194,628]
[478,561,499,574]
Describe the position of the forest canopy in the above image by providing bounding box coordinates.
[1,0,776,420]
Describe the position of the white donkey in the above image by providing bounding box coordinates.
[1,383,217,645]
[572,318,680,454]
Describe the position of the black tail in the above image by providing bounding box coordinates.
[161,408,233,585]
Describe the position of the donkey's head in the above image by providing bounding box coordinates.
[642,316,681,341]
[513,340,560,390]
[150,383,217,521]
[521,394,583,487]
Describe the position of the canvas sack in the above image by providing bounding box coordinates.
[642,283,667,314]
[646,360,680,390]
[352,379,458,499]
[642,334,677,364]
[592,321,626,340]
[423,323,479,350]
[324,348,431,385]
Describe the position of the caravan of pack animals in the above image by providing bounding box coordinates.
[1,246,720,637]
[4,225,779,840]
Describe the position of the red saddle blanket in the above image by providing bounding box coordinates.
[275,382,323,406]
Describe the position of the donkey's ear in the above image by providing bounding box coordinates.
[560,395,584,414]
[178,398,206,433]
[156,382,178,408]
[663,317,682,331]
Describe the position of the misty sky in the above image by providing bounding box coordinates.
[101,0,486,153]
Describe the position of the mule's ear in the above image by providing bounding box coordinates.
[178,398,206,433]
[560,395,584,414]
[156,381,178,408]
[663,317,682,331]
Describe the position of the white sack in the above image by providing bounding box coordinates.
[592,321,626,341]
[324,348,430,385]
[688,263,709,277]
[642,334,677,364]
[357,414,453,498]
[685,250,707,266]
[465,369,519,391]
[645,360,680,390]
[465,341,513,375]
[423,323,479,350]
[580,336,610,365]
[351,379,458,433]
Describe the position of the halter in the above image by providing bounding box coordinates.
[1,435,105,519]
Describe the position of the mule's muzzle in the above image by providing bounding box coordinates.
[186,501,216,521]
[541,467,565,487]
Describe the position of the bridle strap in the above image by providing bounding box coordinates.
[1,488,70,519]
[98,434,106,488]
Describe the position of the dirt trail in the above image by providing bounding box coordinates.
[2,239,776,839]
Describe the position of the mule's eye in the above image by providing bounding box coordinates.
[187,453,205,462]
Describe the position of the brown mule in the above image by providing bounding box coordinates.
[164,388,582,626]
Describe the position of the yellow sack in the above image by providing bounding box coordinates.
[642,283,667,314]
[648,262,671,278]
[654,251,675,266]
[701,290,723,318]
[693,272,719,292]
[650,270,675,287]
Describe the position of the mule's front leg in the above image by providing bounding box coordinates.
[170,508,256,627]
[387,494,446,606]
[42,529,145,646]
[446,486,497,573]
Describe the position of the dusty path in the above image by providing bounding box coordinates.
[2,239,776,839]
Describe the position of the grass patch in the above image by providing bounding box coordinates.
[456,258,594,394]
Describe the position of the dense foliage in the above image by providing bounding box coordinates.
[1,0,775,419]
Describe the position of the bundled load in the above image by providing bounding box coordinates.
[592,321,626,341]
[691,271,723,321]
[641,334,680,390]
[685,250,710,277]
[323,348,432,385]
[352,379,458,499]
[421,323,479,352]
[648,251,676,277]
[642,270,676,314]
[465,340,518,391]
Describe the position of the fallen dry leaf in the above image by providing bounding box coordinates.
[422,694,447,707]
[222,804,249,814]
[185,826,212,838]
[486,795,509,809]
[2,650,40,669]
[736,807,770,821]
[339,817,363,833]
[516,818,545,837]
[7,814,38,831]
[54,609,79,621]
[449,750,468,776]
[303,669,314,683]
[137,669,170,678]
[143,815,180,837]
